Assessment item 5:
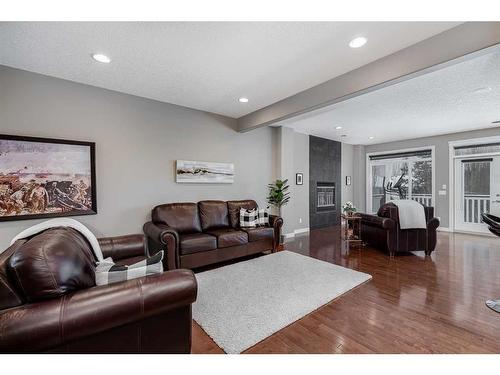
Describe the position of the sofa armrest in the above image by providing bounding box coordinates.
[427,217,440,230]
[98,234,147,261]
[359,213,396,229]
[0,269,197,353]
[269,215,284,250]
[143,221,180,270]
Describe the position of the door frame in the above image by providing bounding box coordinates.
[366,145,435,214]
[448,135,500,234]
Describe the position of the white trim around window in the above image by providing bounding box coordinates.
[366,145,436,214]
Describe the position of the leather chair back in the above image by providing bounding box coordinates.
[0,240,25,311]
[227,200,258,228]
[152,202,202,234]
[198,200,229,231]
[7,227,96,302]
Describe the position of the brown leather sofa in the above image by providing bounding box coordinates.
[359,203,440,256]
[0,227,197,353]
[144,200,283,270]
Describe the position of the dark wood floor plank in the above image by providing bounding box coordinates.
[191,227,500,354]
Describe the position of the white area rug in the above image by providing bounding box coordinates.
[193,250,372,353]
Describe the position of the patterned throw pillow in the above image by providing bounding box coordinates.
[95,251,164,286]
[256,207,270,227]
[240,208,258,228]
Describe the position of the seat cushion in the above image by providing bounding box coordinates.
[152,202,202,234]
[179,233,217,255]
[7,227,96,302]
[227,200,258,228]
[206,228,248,248]
[241,226,274,242]
[198,200,229,231]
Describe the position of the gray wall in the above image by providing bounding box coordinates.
[341,143,354,207]
[275,127,309,235]
[362,127,500,228]
[0,65,275,250]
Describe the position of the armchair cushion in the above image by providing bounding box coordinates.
[7,227,95,302]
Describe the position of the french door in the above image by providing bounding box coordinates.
[454,155,500,233]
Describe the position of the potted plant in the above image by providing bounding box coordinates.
[266,179,290,217]
[342,201,357,216]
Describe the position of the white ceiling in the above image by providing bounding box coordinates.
[0,22,461,118]
[276,49,500,145]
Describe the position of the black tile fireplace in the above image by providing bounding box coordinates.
[309,136,341,228]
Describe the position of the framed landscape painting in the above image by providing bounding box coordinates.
[176,160,234,184]
[0,134,97,222]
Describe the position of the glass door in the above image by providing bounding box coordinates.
[454,156,500,233]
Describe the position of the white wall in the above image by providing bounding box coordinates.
[0,66,276,250]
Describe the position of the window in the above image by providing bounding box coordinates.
[368,149,433,213]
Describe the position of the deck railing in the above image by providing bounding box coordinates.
[464,195,490,224]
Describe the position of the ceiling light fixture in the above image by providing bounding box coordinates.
[368,136,375,140]
[492,120,500,124]
[335,126,343,130]
[238,97,249,103]
[349,36,367,48]
[472,86,492,94]
[92,53,111,63]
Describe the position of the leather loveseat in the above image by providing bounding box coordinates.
[143,200,283,270]
[359,202,440,256]
[0,227,197,353]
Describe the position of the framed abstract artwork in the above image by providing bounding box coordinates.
[176,160,234,183]
[0,134,97,222]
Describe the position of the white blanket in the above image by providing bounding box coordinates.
[390,199,427,229]
[10,218,104,261]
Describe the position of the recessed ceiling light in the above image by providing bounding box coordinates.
[368,136,375,140]
[349,36,367,48]
[92,53,111,64]
[335,126,343,130]
[341,134,347,138]
[238,97,249,103]
[472,86,492,94]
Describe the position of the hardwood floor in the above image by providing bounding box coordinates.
[191,226,500,354]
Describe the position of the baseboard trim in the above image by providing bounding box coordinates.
[283,227,310,239]
[437,227,451,232]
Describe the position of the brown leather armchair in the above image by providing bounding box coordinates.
[0,227,197,353]
[359,203,440,256]
[144,200,283,270]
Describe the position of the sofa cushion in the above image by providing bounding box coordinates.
[241,226,274,242]
[205,228,248,248]
[7,227,96,302]
[152,203,202,234]
[179,233,217,255]
[198,200,229,231]
[227,200,258,228]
